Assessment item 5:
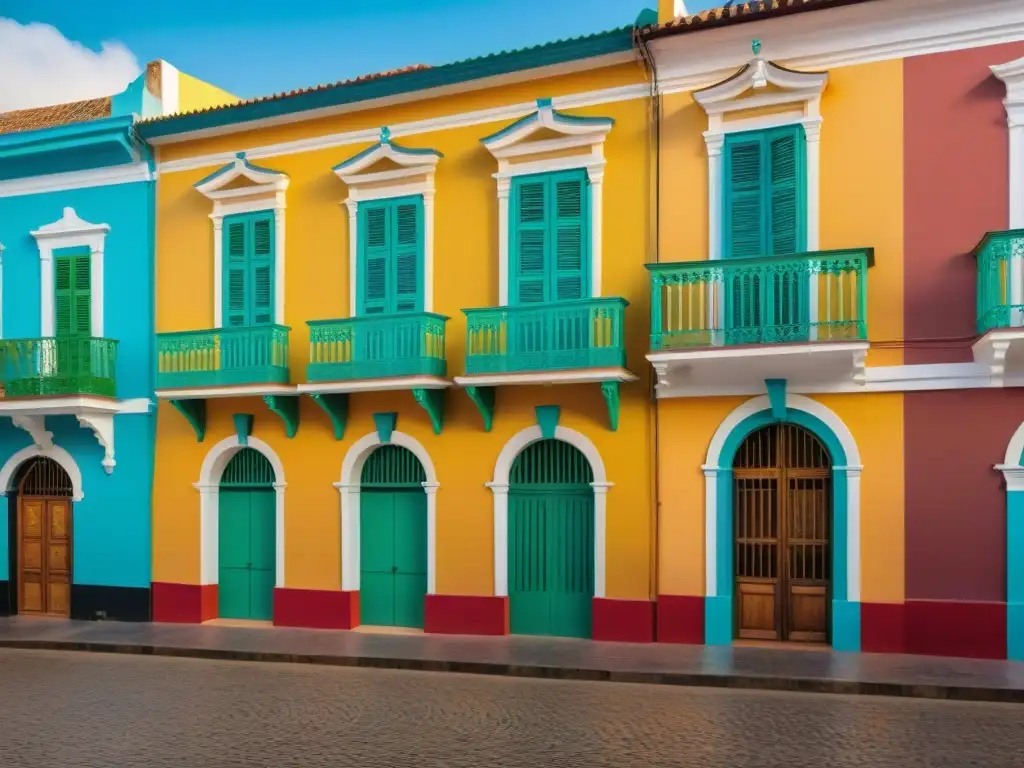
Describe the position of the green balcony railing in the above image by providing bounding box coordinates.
[975,229,1024,334]
[307,312,449,382]
[647,248,873,351]
[156,325,290,389]
[463,297,628,375]
[0,337,117,397]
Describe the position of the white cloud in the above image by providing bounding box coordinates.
[0,18,141,112]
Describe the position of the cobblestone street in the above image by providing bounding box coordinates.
[2,649,1022,768]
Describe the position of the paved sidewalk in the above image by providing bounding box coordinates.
[2,616,1022,703]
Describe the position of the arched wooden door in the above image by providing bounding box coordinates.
[734,423,831,643]
[16,457,74,617]
[360,445,428,628]
[218,448,276,620]
[508,439,594,638]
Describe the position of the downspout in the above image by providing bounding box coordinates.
[633,18,662,613]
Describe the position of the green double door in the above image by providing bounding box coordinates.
[218,488,275,620]
[360,489,427,628]
[509,489,594,638]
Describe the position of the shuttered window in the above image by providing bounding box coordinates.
[723,124,806,259]
[357,196,424,316]
[510,169,590,305]
[223,211,275,327]
[54,248,91,337]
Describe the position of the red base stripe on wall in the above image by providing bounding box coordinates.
[904,600,1007,660]
[655,595,705,644]
[592,597,655,643]
[424,595,508,635]
[274,589,360,630]
[153,583,217,624]
[861,602,906,654]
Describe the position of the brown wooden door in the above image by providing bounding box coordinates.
[18,497,72,617]
[734,424,830,643]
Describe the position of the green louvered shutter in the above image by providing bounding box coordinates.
[359,202,390,315]
[393,198,423,313]
[552,172,587,301]
[250,214,275,325]
[224,217,250,327]
[768,128,804,256]
[512,178,548,305]
[54,251,90,337]
[724,133,766,259]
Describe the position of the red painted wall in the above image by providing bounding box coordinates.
[904,389,1024,601]
[903,43,1024,364]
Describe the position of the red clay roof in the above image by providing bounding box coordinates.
[0,97,112,136]
[139,64,432,125]
[645,0,878,38]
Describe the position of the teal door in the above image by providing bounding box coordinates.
[359,445,428,628]
[508,439,594,638]
[218,448,277,621]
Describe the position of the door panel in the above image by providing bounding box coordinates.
[392,491,427,628]
[248,490,276,621]
[360,490,396,626]
[45,500,71,617]
[218,490,251,619]
[737,582,777,640]
[18,498,72,617]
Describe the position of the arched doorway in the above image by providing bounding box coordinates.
[218,448,276,620]
[508,438,594,638]
[359,445,428,628]
[734,423,831,643]
[14,457,74,617]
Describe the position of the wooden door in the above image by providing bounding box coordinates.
[218,488,275,621]
[18,497,71,617]
[734,424,830,642]
[359,489,427,628]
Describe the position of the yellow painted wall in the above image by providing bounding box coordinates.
[176,71,239,113]
[152,62,656,602]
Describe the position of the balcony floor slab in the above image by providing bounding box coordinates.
[297,376,451,395]
[973,329,1024,385]
[155,384,298,400]
[453,367,636,388]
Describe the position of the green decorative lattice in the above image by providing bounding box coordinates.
[510,439,593,488]
[156,325,290,389]
[0,337,117,397]
[361,445,426,488]
[975,230,1024,334]
[221,447,276,487]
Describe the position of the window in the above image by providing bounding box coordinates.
[356,196,424,316]
[723,124,806,260]
[54,247,91,338]
[510,169,590,305]
[223,211,275,327]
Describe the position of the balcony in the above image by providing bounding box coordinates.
[974,229,1024,381]
[453,298,635,432]
[156,325,291,393]
[646,249,872,397]
[0,337,117,398]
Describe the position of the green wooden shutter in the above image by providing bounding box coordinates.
[250,214,275,325]
[552,171,588,301]
[358,202,390,315]
[768,127,804,256]
[724,133,766,259]
[54,251,91,337]
[224,217,250,327]
[512,178,549,305]
[393,198,423,313]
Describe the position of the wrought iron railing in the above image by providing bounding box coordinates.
[463,297,628,375]
[156,325,290,389]
[307,312,448,381]
[975,229,1024,334]
[0,337,117,397]
[647,248,872,350]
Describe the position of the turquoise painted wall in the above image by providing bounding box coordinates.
[0,179,155,592]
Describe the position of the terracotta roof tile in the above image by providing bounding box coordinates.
[645,0,877,37]
[0,97,112,136]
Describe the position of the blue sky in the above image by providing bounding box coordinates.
[3,0,718,100]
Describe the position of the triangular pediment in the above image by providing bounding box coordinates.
[695,56,827,115]
[194,152,289,198]
[481,98,614,157]
[333,127,442,182]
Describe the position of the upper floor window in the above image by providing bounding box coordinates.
[54,246,92,338]
[357,195,424,315]
[511,169,590,305]
[723,124,806,260]
[223,211,275,327]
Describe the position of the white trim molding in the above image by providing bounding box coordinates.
[695,53,827,260]
[335,430,439,595]
[487,424,610,599]
[194,152,289,327]
[195,435,287,589]
[703,393,861,602]
[0,443,84,501]
[482,99,613,304]
[31,207,110,337]
[334,128,442,313]
[0,162,152,199]
[993,55,1024,229]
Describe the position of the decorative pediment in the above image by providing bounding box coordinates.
[694,41,827,117]
[333,127,442,185]
[194,151,289,200]
[481,98,614,159]
[31,207,109,242]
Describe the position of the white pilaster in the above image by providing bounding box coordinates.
[487,482,509,596]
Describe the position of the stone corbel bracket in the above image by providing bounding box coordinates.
[11,415,54,450]
[77,413,115,473]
